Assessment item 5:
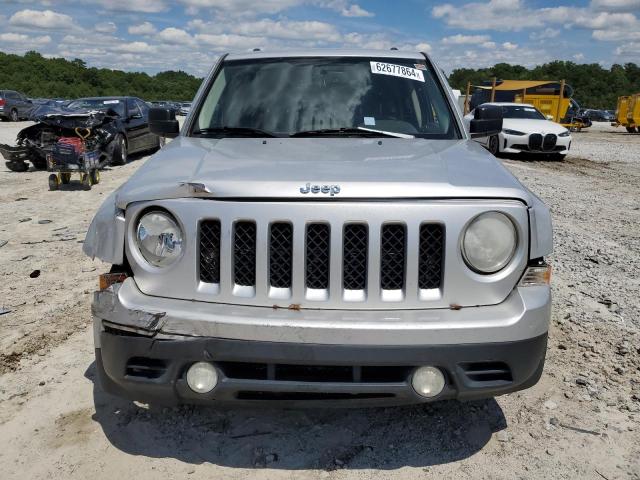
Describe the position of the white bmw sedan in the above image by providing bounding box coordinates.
[464,103,571,160]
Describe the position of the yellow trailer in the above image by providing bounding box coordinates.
[465,79,588,131]
[614,94,640,133]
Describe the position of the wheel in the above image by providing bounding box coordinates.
[6,161,29,172]
[48,174,60,191]
[60,172,71,184]
[626,126,637,133]
[90,169,100,184]
[157,136,166,149]
[110,134,128,165]
[31,157,47,170]
[10,109,19,122]
[488,135,500,155]
[81,173,92,190]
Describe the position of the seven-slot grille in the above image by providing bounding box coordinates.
[199,219,445,301]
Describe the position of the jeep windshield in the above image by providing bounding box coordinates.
[192,57,460,139]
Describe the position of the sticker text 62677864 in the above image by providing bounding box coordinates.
[370,62,425,82]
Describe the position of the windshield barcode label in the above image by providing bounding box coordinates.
[370,62,425,82]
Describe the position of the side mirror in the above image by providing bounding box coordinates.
[469,105,503,138]
[149,107,179,138]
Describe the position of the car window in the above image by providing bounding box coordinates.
[68,98,126,116]
[500,105,546,120]
[195,57,459,139]
[127,98,141,118]
[6,91,18,100]
[136,99,149,115]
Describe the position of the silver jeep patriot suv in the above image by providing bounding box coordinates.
[84,50,552,407]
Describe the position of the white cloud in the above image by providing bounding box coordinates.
[195,33,267,50]
[95,21,117,33]
[614,41,640,57]
[9,9,74,30]
[128,22,157,35]
[441,34,491,45]
[530,28,560,40]
[593,28,640,41]
[0,32,51,45]
[590,0,640,12]
[231,19,341,42]
[573,52,585,61]
[336,4,374,17]
[502,41,518,50]
[110,41,155,54]
[178,0,301,16]
[156,27,195,45]
[94,0,167,12]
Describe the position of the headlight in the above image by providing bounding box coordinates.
[558,130,570,137]
[503,129,525,136]
[462,212,517,274]
[136,211,183,267]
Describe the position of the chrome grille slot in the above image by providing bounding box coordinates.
[233,221,257,287]
[269,222,293,288]
[418,224,444,290]
[343,224,368,291]
[199,220,221,284]
[380,224,406,291]
[305,223,331,290]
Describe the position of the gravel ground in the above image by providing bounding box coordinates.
[0,120,638,480]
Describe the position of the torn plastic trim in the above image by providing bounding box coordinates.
[83,190,126,265]
[92,284,166,342]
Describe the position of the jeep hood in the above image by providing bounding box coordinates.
[86,137,554,263]
[114,137,534,208]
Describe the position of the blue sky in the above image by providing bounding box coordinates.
[0,0,639,76]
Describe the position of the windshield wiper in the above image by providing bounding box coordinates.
[192,126,278,138]
[290,127,413,139]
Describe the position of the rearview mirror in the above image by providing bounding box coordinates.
[149,107,179,138]
[469,105,503,138]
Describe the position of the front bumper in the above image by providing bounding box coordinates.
[500,132,571,154]
[92,279,550,406]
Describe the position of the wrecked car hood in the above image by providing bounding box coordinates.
[28,103,120,129]
[114,136,534,208]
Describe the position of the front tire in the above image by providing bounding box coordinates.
[110,135,128,166]
[10,109,19,122]
[6,161,29,172]
[626,126,637,133]
[488,135,500,156]
[48,174,60,191]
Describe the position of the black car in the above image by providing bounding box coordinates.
[0,90,34,121]
[65,97,160,163]
[1,96,162,171]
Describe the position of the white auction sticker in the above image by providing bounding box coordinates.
[370,61,424,82]
[103,100,120,104]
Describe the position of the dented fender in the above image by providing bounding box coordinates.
[83,190,126,264]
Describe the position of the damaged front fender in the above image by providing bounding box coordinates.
[83,190,126,265]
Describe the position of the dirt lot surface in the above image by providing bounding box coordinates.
[0,121,638,479]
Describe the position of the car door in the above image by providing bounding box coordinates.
[16,92,32,118]
[124,98,146,153]
[135,99,156,149]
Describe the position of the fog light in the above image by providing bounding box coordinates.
[412,366,445,398]
[186,362,218,394]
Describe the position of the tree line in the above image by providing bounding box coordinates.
[448,61,640,110]
[0,51,202,101]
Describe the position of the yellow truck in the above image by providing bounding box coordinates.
[465,79,588,130]
[614,94,640,133]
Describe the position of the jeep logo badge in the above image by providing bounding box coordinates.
[299,183,341,197]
